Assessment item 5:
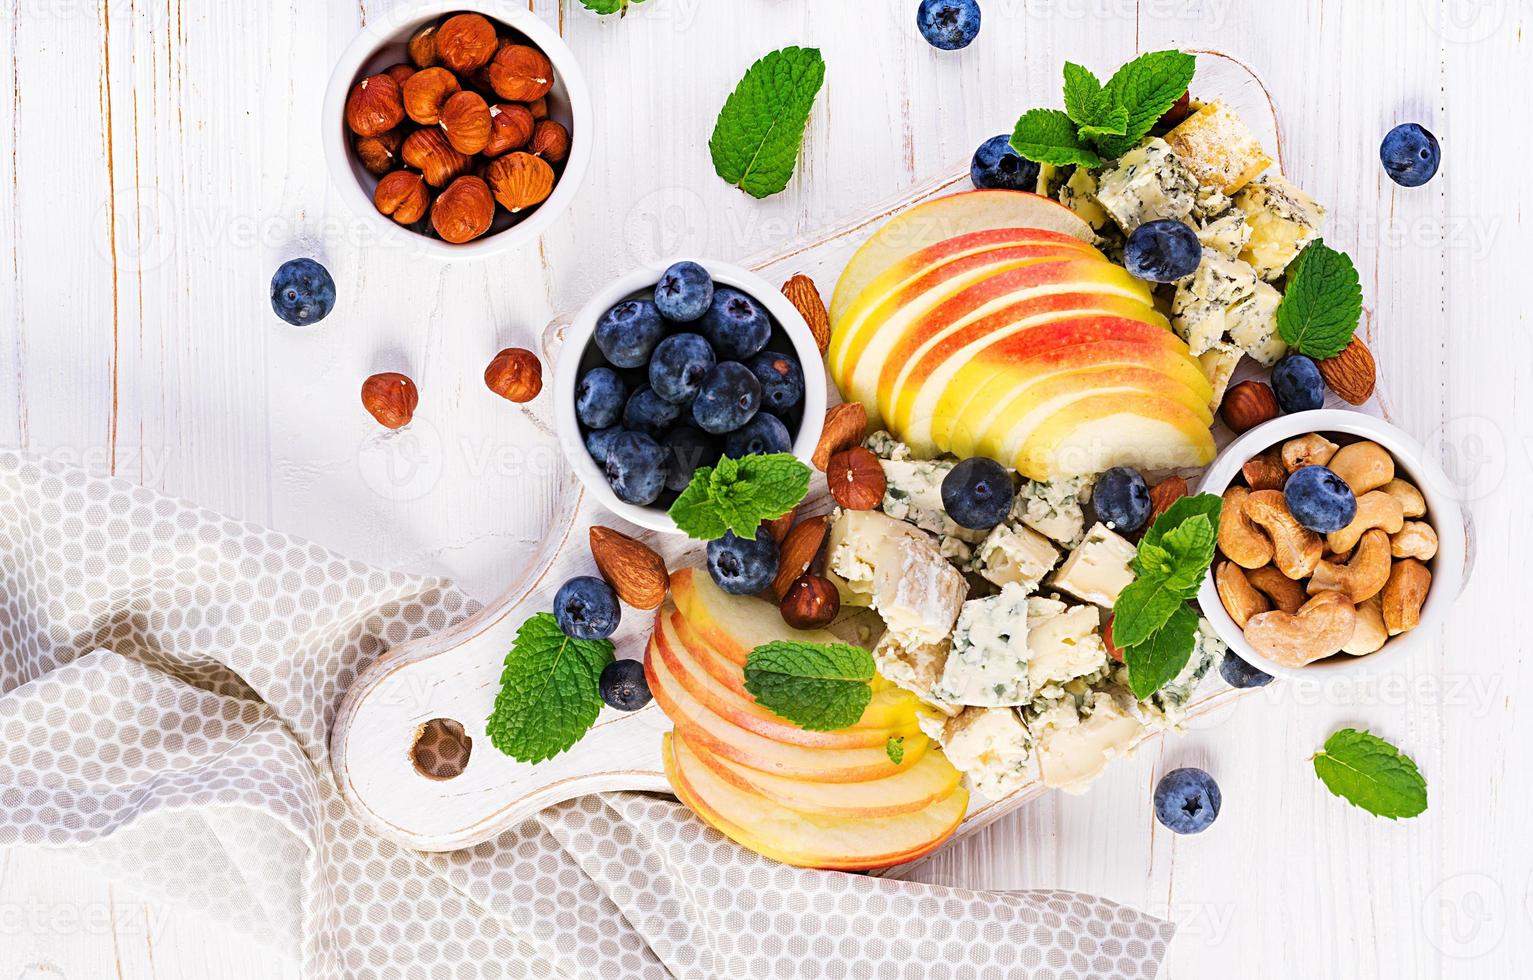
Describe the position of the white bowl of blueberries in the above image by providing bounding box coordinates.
[554,259,826,534]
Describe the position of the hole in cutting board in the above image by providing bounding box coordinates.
[410,718,472,780]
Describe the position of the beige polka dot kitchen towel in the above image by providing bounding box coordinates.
[0,453,1175,979]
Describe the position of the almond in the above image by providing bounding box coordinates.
[1219,380,1280,433]
[589,526,668,610]
[781,274,831,355]
[763,507,798,544]
[771,514,830,600]
[811,402,867,471]
[827,447,885,511]
[1317,336,1376,405]
[1147,475,1189,523]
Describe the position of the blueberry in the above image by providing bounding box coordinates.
[940,457,1014,530]
[621,385,681,438]
[662,426,719,492]
[599,659,652,712]
[970,134,1039,191]
[699,288,772,361]
[654,261,714,322]
[1380,123,1440,188]
[594,299,667,369]
[270,258,336,326]
[916,0,981,50]
[584,426,625,467]
[706,529,779,596]
[1271,354,1326,414]
[554,575,620,640]
[1284,465,1357,533]
[724,413,792,458]
[1154,768,1221,834]
[746,351,805,416]
[691,361,762,434]
[649,333,716,405]
[576,366,627,429]
[1124,219,1202,282]
[604,431,669,506]
[1219,650,1274,689]
[1093,466,1152,533]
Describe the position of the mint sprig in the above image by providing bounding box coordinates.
[578,0,646,14]
[1276,239,1364,359]
[486,613,615,764]
[1010,50,1196,168]
[1313,729,1428,819]
[1113,492,1223,697]
[709,46,826,199]
[743,640,875,731]
[668,452,810,541]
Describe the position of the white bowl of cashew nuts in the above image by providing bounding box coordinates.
[1197,409,1468,680]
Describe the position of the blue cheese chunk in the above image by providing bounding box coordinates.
[880,457,987,547]
[1056,167,1120,248]
[1198,341,1243,413]
[1226,277,1287,366]
[1171,253,1258,357]
[1050,523,1137,608]
[1163,100,1273,195]
[973,522,1060,594]
[1025,602,1108,695]
[933,583,1033,707]
[1028,688,1149,794]
[1013,476,1089,547]
[826,509,925,606]
[1195,211,1252,259]
[872,532,968,647]
[1234,175,1324,281]
[1152,618,1225,717]
[864,429,912,462]
[872,632,960,716]
[936,706,1036,800]
[1095,138,1198,233]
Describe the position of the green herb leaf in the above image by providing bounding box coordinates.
[1140,493,1223,555]
[1061,62,1106,126]
[1010,109,1103,168]
[1312,729,1428,819]
[1122,603,1199,699]
[886,736,905,765]
[744,640,875,731]
[1111,573,1192,649]
[486,613,614,764]
[1276,240,1364,359]
[669,452,810,541]
[709,46,826,199]
[1157,514,1218,594]
[1093,49,1197,158]
[1079,107,1129,142]
[578,0,646,14]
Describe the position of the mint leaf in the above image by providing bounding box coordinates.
[744,641,875,731]
[1276,240,1364,359]
[886,736,905,765]
[1062,62,1106,126]
[486,613,614,764]
[1010,109,1102,168]
[1110,573,1190,649]
[709,46,825,199]
[669,452,810,541]
[1094,49,1197,158]
[1122,603,1198,699]
[1157,514,1217,594]
[1313,729,1428,819]
[1140,493,1223,555]
[1114,493,1224,654]
[578,0,646,14]
[1079,106,1129,142]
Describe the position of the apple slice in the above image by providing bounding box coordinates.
[679,730,962,819]
[645,636,927,781]
[670,568,842,666]
[1010,393,1218,479]
[830,190,1092,326]
[665,733,969,870]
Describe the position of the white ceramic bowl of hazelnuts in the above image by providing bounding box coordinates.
[322,0,592,259]
[1196,410,1468,680]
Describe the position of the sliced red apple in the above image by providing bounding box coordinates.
[1012,393,1218,478]
[670,568,841,666]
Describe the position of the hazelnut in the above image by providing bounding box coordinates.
[1220,380,1281,433]
[402,128,470,187]
[526,97,549,120]
[440,90,492,155]
[484,103,535,157]
[361,373,418,429]
[373,170,431,225]
[435,13,498,73]
[826,447,886,510]
[402,67,460,126]
[780,575,840,630]
[344,74,404,137]
[353,128,403,175]
[407,23,440,68]
[484,347,543,402]
[485,152,555,213]
[529,119,570,164]
[383,62,415,87]
[488,45,554,102]
[431,176,496,244]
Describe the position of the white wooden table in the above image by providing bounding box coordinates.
[2,1,1529,977]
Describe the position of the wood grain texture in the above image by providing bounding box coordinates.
[2,1,1529,978]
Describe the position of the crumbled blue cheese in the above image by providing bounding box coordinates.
[1152,618,1225,717]
[1056,167,1121,249]
[1013,476,1089,547]
[1195,211,1252,260]
[864,430,912,462]
[1027,687,1149,794]
[972,522,1061,594]
[1171,253,1257,357]
[1095,138,1198,233]
[1226,277,1287,366]
[871,532,968,647]
[872,631,960,716]
[933,583,1033,707]
[1050,523,1138,608]
[936,706,1036,800]
[1192,184,1233,221]
[1197,341,1244,413]
[1234,175,1324,281]
[1024,601,1109,695]
[826,509,924,606]
[880,457,987,547]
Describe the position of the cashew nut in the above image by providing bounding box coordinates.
[1326,490,1405,553]
[1216,560,1270,627]
[1381,558,1431,635]
[1247,564,1306,614]
[1381,478,1426,518]
[1391,520,1439,560]
[1282,433,1339,473]
[1329,441,1395,495]
[1342,595,1388,656]
[1308,528,1392,602]
[1218,486,1274,570]
[1244,590,1358,668]
[1244,490,1323,579]
[1242,451,1288,491]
